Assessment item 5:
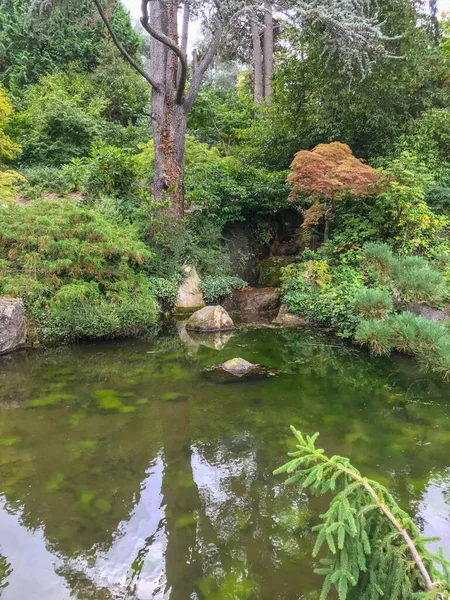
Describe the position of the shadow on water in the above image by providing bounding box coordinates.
[1,325,450,599]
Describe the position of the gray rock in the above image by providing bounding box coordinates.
[186,305,234,332]
[0,298,26,355]
[204,357,279,382]
[175,265,205,313]
[273,304,307,328]
[407,303,450,323]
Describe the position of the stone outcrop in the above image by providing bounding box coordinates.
[204,357,278,382]
[407,303,450,323]
[272,304,307,328]
[186,305,234,332]
[175,265,205,312]
[0,298,26,355]
[225,287,281,316]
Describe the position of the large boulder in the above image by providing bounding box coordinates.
[0,298,26,355]
[225,287,281,315]
[175,265,205,313]
[186,305,234,332]
[273,304,307,328]
[407,303,450,323]
[204,357,278,383]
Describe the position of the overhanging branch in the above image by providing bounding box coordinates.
[92,0,159,89]
[140,0,188,105]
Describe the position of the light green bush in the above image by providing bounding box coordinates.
[353,288,393,320]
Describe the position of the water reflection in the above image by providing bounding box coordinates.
[1,327,450,599]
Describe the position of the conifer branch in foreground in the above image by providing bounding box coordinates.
[275,427,450,600]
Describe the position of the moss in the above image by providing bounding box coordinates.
[94,389,136,413]
[161,392,187,402]
[28,393,76,408]
[175,514,197,529]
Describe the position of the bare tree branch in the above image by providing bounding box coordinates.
[140,0,188,105]
[91,0,159,89]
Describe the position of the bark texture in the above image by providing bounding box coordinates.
[263,1,274,100]
[250,11,264,103]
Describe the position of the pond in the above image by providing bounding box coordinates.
[1,324,450,600]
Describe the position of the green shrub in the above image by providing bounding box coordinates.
[199,276,247,303]
[389,312,447,355]
[19,165,71,198]
[425,186,450,214]
[362,242,394,279]
[353,288,393,320]
[35,296,157,343]
[282,263,364,338]
[392,257,447,305]
[355,320,393,356]
[0,199,159,342]
[64,142,139,199]
[148,277,179,306]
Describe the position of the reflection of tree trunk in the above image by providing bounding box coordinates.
[263,1,274,101]
[250,11,263,103]
[161,400,201,600]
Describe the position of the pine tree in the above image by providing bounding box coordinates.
[274,427,450,600]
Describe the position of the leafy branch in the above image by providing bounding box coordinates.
[274,427,450,600]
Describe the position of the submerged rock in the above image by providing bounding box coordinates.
[186,305,234,332]
[0,298,26,355]
[175,265,205,313]
[273,304,307,328]
[204,357,278,382]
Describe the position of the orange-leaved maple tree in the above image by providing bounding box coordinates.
[287,142,380,241]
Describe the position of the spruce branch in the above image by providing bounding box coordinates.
[275,427,450,599]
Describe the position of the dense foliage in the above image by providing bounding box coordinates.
[0,200,158,342]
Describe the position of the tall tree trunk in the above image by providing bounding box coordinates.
[250,11,263,103]
[150,0,186,218]
[263,1,274,101]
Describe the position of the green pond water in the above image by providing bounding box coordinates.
[1,324,450,600]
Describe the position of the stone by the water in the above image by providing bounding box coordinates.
[175,265,205,313]
[272,304,307,328]
[0,298,26,355]
[204,357,278,383]
[186,305,234,332]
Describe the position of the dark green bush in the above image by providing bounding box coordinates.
[199,276,247,303]
[0,199,159,342]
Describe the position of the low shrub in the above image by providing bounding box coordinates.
[19,165,71,199]
[64,142,139,199]
[363,242,395,279]
[353,288,393,320]
[282,262,364,337]
[0,199,159,342]
[392,256,447,305]
[354,319,393,356]
[199,276,247,304]
[356,312,450,379]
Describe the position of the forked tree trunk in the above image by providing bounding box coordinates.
[149,0,186,217]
